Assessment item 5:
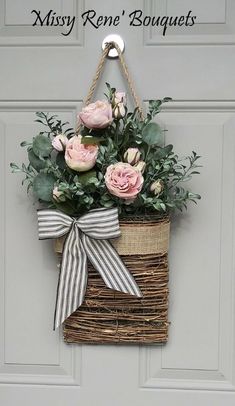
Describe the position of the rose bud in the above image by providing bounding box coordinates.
[124,148,141,165]
[113,91,126,119]
[150,180,164,196]
[79,100,113,130]
[113,103,126,119]
[52,134,68,152]
[65,135,98,172]
[52,186,63,202]
[134,160,146,174]
[114,91,126,105]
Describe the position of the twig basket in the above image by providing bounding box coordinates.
[54,215,170,344]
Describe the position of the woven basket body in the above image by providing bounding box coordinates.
[54,216,170,344]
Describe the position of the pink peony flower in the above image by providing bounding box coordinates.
[52,134,68,152]
[105,162,144,201]
[65,135,98,172]
[79,101,113,129]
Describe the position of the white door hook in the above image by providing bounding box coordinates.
[101,34,125,58]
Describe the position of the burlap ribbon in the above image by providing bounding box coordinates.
[37,207,142,329]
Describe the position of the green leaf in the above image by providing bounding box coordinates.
[10,163,20,171]
[81,136,104,145]
[153,202,161,211]
[27,183,32,193]
[105,82,111,92]
[78,170,97,186]
[33,173,56,202]
[163,97,172,103]
[102,200,114,208]
[28,149,47,171]
[164,144,173,154]
[149,100,162,109]
[56,152,66,169]
[34,119,47,126]
[20,141,32,147]
[53,201,76,215]
[101,194,112,202]
[142,122,163,146]
[35,112,46,119]
[188,193,201,200]
[32,135,53,158]
[160,203,166,211]
[154,145,173,160]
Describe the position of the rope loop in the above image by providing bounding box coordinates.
[76,41,144,134]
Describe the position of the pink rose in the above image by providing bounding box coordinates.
[105,162,144,200]
[79,101,113,129]
[52,134,68,152]
[65,135,98,172]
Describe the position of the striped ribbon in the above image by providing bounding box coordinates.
[37,208,142,329]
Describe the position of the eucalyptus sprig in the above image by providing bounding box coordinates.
[11,83,201,216]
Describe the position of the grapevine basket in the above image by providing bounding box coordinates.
[54,215,170,344]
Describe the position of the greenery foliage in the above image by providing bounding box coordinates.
[11,84,201,216]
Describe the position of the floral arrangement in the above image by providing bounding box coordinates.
[11,83,201,216]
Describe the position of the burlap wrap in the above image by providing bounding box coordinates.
[54,216,170,256]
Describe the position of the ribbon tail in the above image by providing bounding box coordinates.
[82,234,142,298]
[54,225,88,329]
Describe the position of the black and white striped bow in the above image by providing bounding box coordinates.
[37,208,142,329]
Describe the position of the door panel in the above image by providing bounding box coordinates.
[140,106,235,392]
[0,107,81,386]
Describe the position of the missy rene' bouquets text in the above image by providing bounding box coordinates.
[31,9,196,36]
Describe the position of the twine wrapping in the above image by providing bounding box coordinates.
[37,208,142,329]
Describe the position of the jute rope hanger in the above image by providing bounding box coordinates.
[76,41,144,134]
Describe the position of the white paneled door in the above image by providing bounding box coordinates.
[1,1,235,405]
